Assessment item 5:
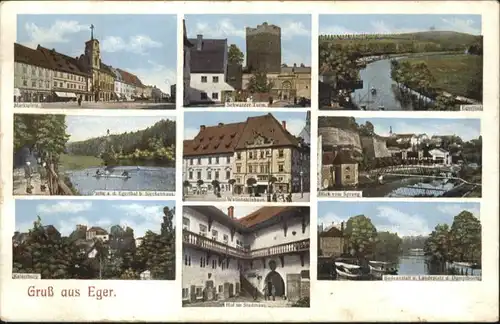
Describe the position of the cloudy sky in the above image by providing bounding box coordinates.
[15,200,175,238]
[185,14,311,66]
[17,14,177,94]
[184,111,307,140]
[318,201,480,237]
[319,14,481,36]
[214,205,260,219]
[66,115,176,142]
[355,118,481,141]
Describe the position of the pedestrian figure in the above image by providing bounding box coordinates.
[78,95,82,106]
[24,161,33,193]
[271,284,276,301]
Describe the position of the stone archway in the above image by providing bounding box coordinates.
[265,260,285,297]
[281,81,292,101]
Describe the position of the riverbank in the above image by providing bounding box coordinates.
[59,154,103,171]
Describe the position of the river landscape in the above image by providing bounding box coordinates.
[317,201,482,281]
[318,14,483,111]
[13,114,176,195]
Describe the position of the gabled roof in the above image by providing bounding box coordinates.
[237,206,294,228]
[14,43,52,70]
[188,37,227,73]
[319,225,343,237]
[235,113,300,150]
[87,226,108,235]
[183,122,246,157]
[37,45,90,77]
[117,68,144,87]
[332,150,357,164]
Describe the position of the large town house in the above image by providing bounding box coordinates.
[183,113,310,195]
[182,206,310,304]
[13,26,147,103]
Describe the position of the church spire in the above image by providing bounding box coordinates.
[90,24,95,40]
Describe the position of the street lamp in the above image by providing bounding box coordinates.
[300,169,304,199]
[267,150,272,202]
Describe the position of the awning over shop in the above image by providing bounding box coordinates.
[54,92,77,98]
[14,88,21,97]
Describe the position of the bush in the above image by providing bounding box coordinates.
[291,297,310,307]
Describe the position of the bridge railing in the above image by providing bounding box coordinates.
[46,164,74,195]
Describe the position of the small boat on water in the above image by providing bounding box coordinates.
[368,261,398,279]
[334,262,370,280]
[451,262,481,269]
[93,174,131,179]
[378,106,385,110]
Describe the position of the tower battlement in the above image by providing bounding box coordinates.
[246,22,281,36]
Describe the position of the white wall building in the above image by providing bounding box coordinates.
[429,148,452,165]
[187,35,234,104]
[182,206,310,304]
[183,153,235,193]
[86,227,109,241]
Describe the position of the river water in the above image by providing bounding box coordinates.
[362,177,457,198]
[351,59,433,111]
[65,166,176,195]
[397,255,482,276]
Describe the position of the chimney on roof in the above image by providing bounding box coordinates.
[196,34,203,51]
[228,206,234,219]
[282,121,286,130]
[218,123,224,127]
[200,125,206,131]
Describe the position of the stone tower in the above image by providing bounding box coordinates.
[84,24,101,70]
[245,22,281,73]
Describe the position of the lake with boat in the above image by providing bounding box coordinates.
[318,253,482,280]
[64,165,176,195]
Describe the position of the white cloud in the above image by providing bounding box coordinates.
[36,201,92,214]
[23,20,88,48]
[57,216,112,237]
[437,204,480,219]
[111,203,167,237]
[374,120,480,141]
[126,60,175,95]
[281,21,311,40]
[101,35,162,55]
[191,18,245,38]
[320,18,481,35]
[319,212,345,229]
[375,206,431,237]
[184,127,199,140]
[283,118,305,137]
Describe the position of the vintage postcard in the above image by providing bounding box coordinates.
[317,201,481,281]
[183,111,311,202]
[14,14,177,109]
[318,14,483,111]
[13,114,176,196]
[318,117,482,198]
[183,14,312,108]
[182,205,310,307]
[13,199,176,281]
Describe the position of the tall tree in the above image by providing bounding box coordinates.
[449,210,481,263]
[344,215,378,258]
[246,71,274,93]
[228,44,244,65]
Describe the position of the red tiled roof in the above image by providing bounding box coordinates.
[235,113,300,150]
[37,45,90,77]
[87,226,108,235]
[237,206,294,228]
[183,122,246,157]
[117,68,144,87]
[14,43,52,70]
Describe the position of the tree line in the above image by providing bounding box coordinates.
[12,207,176,280]
[67,119,176,166]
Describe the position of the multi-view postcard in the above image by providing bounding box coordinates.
[14,14,177,109]
[182,205,310,307]
[183,14,312,108]
[183,111,311,202]
[317,201,481,281]
[13,114,176,196]
[13,199,176,280]
[318,14,483,111]
[317,117,482,198]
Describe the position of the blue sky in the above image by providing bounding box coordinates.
[318,201,480,237]
[184,111,308,140]
[15,200,175,237]
[65,115,176,142]
[185,14,311,66]
[319,14,481,36]
[17,14,177,94]
[352,118,480,141]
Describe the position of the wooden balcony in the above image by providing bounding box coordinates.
[183,230,309,259]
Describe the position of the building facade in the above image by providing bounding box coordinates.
[182,206,310,304]
[188,35,234,104]
[245,22,282,73]
[183,20,194,106]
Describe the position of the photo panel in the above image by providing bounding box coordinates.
[317,116,482,198]
[13,114,176,196]
[13,199,176,280]
[318,14,483,111]
[182,205,310,307]
[183,111,311,202]
[317,201,481,281]
[14,14,177,109]
[183,14,312,108]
